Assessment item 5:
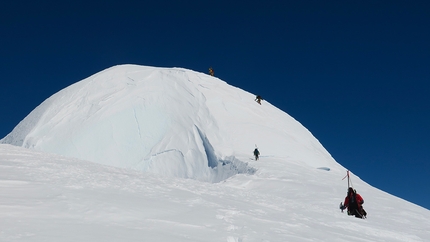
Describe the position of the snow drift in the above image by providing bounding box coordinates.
[1,65,338,182]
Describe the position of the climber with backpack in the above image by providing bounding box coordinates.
[253,148,260,161]
[340,187,367,219]
[255,95,263,105]
[340,171,367,219]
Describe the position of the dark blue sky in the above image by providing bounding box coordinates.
[1,1,429,209]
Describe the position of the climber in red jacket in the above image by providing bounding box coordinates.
[342,187,367,218]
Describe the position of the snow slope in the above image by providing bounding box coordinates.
[1,65,337,182]
[1,65,429,241]
[1,144,429,242]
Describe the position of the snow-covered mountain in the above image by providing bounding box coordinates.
[1,65,337,181]
[1,65,429,241]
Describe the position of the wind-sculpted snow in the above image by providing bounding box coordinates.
[1,64,338,182]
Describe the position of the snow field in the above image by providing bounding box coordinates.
[1,65,429,241]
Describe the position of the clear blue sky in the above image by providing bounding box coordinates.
[1,1,429,210]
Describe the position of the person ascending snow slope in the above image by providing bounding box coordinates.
[209,67,214,76]
[253,148,260,160]
[341,187,367,219]
[255,95,263,105]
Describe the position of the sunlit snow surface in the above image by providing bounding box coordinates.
[1,65,336,182]
[1,65,429,241]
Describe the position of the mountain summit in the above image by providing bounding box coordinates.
[1,65,338,181]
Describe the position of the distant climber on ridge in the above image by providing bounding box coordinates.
[254,148,260,161]
[209,67,214,76]
[340,187,367,219]
[255,95,263,105]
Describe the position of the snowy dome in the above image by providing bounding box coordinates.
[1,65,339,182]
